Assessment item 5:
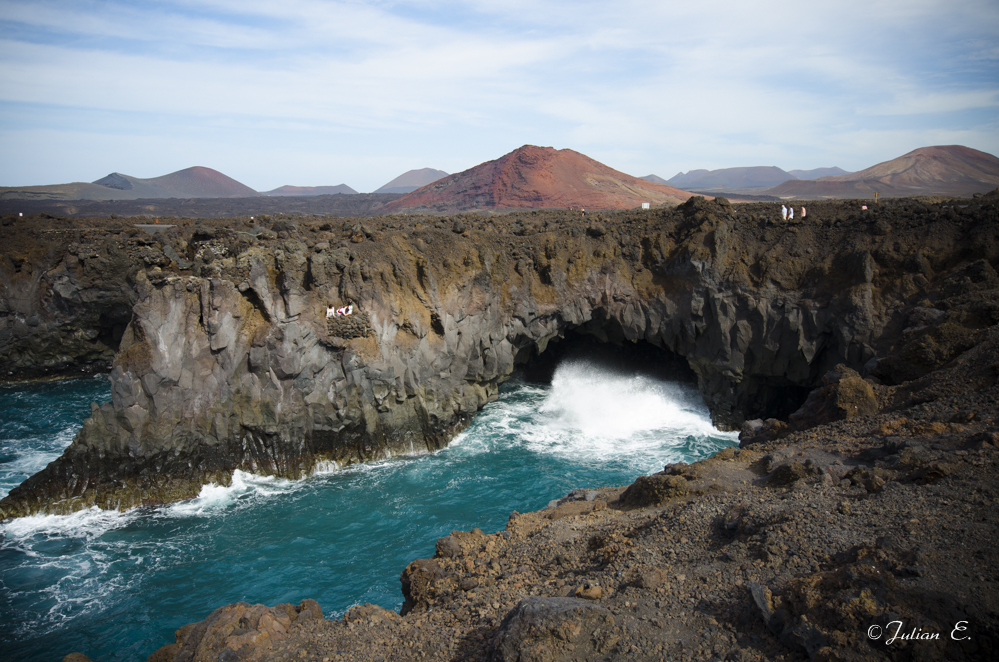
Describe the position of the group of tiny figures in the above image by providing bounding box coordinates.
[781,205,806,221]
[326,303,354,318]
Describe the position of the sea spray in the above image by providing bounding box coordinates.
[0,362,736,661]
[0,374,109,499]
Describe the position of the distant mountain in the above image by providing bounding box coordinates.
[666,169,710,188]
[262,185,357,196]
[382,145,696,214]
[787,167,849,180]
[667,166,795,190]
[641,174,671,186]
[375,168,448,194]
[0,166,258,201]
[142,166,259,198]
[768,146,999,199]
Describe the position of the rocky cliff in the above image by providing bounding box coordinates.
[143,327,999,662]
[2,194,998,517]
[0,217,136,380]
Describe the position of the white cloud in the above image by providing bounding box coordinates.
[0,0,996,191]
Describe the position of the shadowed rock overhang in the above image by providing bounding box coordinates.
[1,193,997,517]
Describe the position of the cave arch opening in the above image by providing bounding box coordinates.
[512,315,697,390]
[507,312,816,428]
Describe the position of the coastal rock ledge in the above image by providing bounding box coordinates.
[2,194,998,516]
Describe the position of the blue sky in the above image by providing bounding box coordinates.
[1,0,997,192]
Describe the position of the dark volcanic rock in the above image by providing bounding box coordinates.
[1,195,998,517]
[0,221,137,380]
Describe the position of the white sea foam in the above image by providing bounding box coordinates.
[0,427,79,499]
[165,470,298,517]
[509,361,734,468]
[0,506,141,639]
[542,362,713,436]
[312,459,342,475]
[0,505,136,542]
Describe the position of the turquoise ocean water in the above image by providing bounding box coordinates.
[0,361,737,661]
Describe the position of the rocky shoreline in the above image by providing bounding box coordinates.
[5,194,997,518]
[143,326,999,661]
[1,193,997,660]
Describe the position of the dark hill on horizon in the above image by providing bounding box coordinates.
[141,166,259,198]
[262,184,358,196]
[375,168,448,194]
[667,166,796,190]
[382,146,696,214]
[644,167,849,192]
[1,166,259,201]
[768,145,999,198]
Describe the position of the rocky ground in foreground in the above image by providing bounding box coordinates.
[120,323,999,662]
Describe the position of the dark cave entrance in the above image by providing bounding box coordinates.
[517,332,697,386]
[513,314,697,388]
[97,306,132,350]
[509,311,816,427]
[741,377,813,423]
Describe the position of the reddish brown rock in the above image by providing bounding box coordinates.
[382,145,696,213]
[147,600,322,662]
[768,145,999,198]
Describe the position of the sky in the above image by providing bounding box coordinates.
[1,0,997,192]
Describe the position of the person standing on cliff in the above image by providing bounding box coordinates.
[801,206,807,218]
[788,206,794,220]
[781,204,788,221]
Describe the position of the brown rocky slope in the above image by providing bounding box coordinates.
[769,146,999,199]
[381,145,696,213]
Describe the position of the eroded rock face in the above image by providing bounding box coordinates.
[0,219,136,380]
[2,195,997,516]
[147,599,323,662]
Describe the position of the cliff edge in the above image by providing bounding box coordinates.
[146,327,999,661]
[2,195,998,517]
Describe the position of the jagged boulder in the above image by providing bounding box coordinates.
[619,473,689,506]
[490,596,617,662]
[147,600,323,662]
[788,364,879,431]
